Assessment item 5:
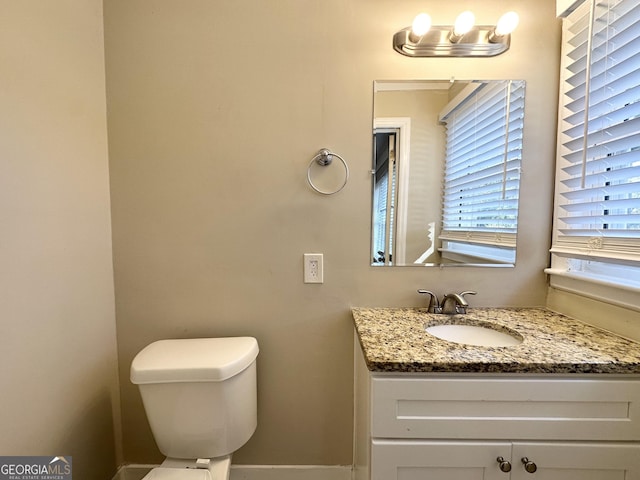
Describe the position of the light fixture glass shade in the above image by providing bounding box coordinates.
[453,11,475,36]
[411,13,432,36]
[495,11,519,36]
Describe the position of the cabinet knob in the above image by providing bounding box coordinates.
[521,457,537,473]
[496,457,512,473]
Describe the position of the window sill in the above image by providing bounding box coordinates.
[545,268,640,313]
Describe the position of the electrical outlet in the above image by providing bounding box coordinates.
[303,253,323,284]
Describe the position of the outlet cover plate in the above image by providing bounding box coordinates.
[303,253,323,284]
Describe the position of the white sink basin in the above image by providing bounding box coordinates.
[425,323,523,347]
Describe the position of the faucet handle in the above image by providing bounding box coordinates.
[417,290,442,313]
[455,291,477,313]
[459,291,477,299]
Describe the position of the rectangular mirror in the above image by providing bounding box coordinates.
[372,79,526,267]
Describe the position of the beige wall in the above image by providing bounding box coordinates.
[104,0,562,466]
[0,1,121,478]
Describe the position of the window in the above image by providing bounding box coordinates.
[439,80,525,264]
[548,0,640,307]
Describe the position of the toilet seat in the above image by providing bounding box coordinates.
[143,468,212,480]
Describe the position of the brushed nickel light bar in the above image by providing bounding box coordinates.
[393,11,519,58]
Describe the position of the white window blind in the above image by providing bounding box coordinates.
[552,0,640,263]
[439,80,525,252]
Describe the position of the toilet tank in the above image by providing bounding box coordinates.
[131,337,259,459]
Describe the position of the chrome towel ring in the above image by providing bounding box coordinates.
[307,148,349,195]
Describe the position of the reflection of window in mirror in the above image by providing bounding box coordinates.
[439,80,525,264]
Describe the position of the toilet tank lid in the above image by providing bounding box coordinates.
[130,337,259,384]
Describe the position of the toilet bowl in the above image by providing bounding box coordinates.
[131,337,259,480]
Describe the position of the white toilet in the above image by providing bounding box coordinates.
[130,337,259,480]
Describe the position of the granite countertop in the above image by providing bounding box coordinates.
[352,307,640,374]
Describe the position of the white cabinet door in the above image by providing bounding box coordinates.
[372,440,511,480]
[511,443,640,480]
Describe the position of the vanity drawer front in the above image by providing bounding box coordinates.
[371,377,640,441]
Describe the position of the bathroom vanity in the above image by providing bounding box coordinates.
[352,308,640,480]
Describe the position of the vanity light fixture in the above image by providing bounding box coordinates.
[393,11,519,57]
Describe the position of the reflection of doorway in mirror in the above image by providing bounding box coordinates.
[372,130,397,265]
[372,117,411,265]
[374,84,448,266]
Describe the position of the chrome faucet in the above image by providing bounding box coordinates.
[418,290,476,314]
[441,291,477,314]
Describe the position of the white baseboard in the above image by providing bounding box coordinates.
[113,464,353,480]
[231,465,352,480]
[112,464,155,480]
